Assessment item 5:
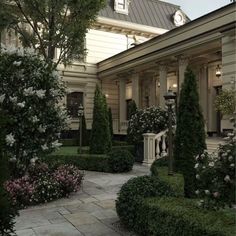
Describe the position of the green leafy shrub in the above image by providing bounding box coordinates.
[108,149,134,173]
[0,156,18,236]
[150,157,169,176]
[127,106,168,144]
[116,175,175,232]
[215,89,235,115]
[141,197,235,236]
[43,154,111,172]
[0,110,18,236]
[111,145,135,157]
[174,67,206,198]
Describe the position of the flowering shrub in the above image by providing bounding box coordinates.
[195,130,235,209]
[53,165,84,196]
[127,106,169,144]
[0,47,69,168]
[215,89,236,115]
[33,175,62,203]
[4,162,83,208]
[4,176,36,207]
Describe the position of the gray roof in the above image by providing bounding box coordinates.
[99,0,188,30]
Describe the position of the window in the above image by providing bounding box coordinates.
[67,92,83,118]
[114,0,129,15]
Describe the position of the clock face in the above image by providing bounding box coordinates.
[173,10,186,26]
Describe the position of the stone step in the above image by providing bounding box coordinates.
[206,138,224,153]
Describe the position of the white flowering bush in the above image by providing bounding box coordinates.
[0,47,69,168]
[195,128,235,209]
[127,106,169,144]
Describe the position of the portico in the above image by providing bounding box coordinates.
[98,3,236,135]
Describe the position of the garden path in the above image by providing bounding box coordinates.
[15,164,150,236]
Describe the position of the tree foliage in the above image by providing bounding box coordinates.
[174,67,206,198]
[0,47,68,168]
[0,0,105,66]
[108,107,113,140]
[90,85,111,154]
[0,110,18,236]
[215,89,236,116]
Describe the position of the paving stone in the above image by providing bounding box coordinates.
[83,187,106,195]
[93,193,117,201]
[16,229,36,236]
[15,215,50,230]
[64,212,99,226]
[33,222,82,236]
[94,200,116,209]
[65,202,102,214]
[76,222,120,236]
[80,196,98,203]
[49,217,68,224]
[91,209,117,220]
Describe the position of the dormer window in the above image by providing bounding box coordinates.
[114,0,129,15]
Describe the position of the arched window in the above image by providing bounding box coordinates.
[67,92,83,118]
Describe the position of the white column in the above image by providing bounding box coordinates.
[159,64,168,108]
[178,57,189,91]
[119,79,126,122]
[143,133,156,166]
[132,73,140,107]
[149,77,156,106]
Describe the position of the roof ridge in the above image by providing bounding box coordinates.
[150,0,180,9]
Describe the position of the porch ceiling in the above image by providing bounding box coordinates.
[97,3,236,79]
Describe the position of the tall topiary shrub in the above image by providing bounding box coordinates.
[77,115,88,146]
[108,107,113,140]
[127,100,137,120]
[90,85,111,154]
[174,67,206,198]
[0,110,18,236]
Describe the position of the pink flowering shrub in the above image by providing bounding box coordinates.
[4,162,83,208]
[195,131,235,210]
[4,176,36,208]
[53,165,84,196]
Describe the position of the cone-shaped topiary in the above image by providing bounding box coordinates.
[174,67,206,198]
[127,100,137,120]
[77,115,88,146]
[108,107,113,140]
[90,85,111,154]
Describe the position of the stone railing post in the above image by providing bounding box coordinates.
[143,133,156,165]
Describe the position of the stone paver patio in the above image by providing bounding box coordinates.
[15,164,150,236]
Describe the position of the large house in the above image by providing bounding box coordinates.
[1,0,235,137]
[55,0,189,136]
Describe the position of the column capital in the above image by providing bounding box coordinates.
[157,62,168,72]
[178,56,189,66]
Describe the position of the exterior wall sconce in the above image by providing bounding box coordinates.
[216,65,222,78]
[173,83,177,88]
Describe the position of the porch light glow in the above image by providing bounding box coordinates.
[105,94,109,98]
[173,83,177,88]
[216,65,222,78]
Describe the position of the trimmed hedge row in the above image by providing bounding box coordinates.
[43,148,135,173]
[43,154,111,172]
[138,197,235,236]
[60,139,77,146]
